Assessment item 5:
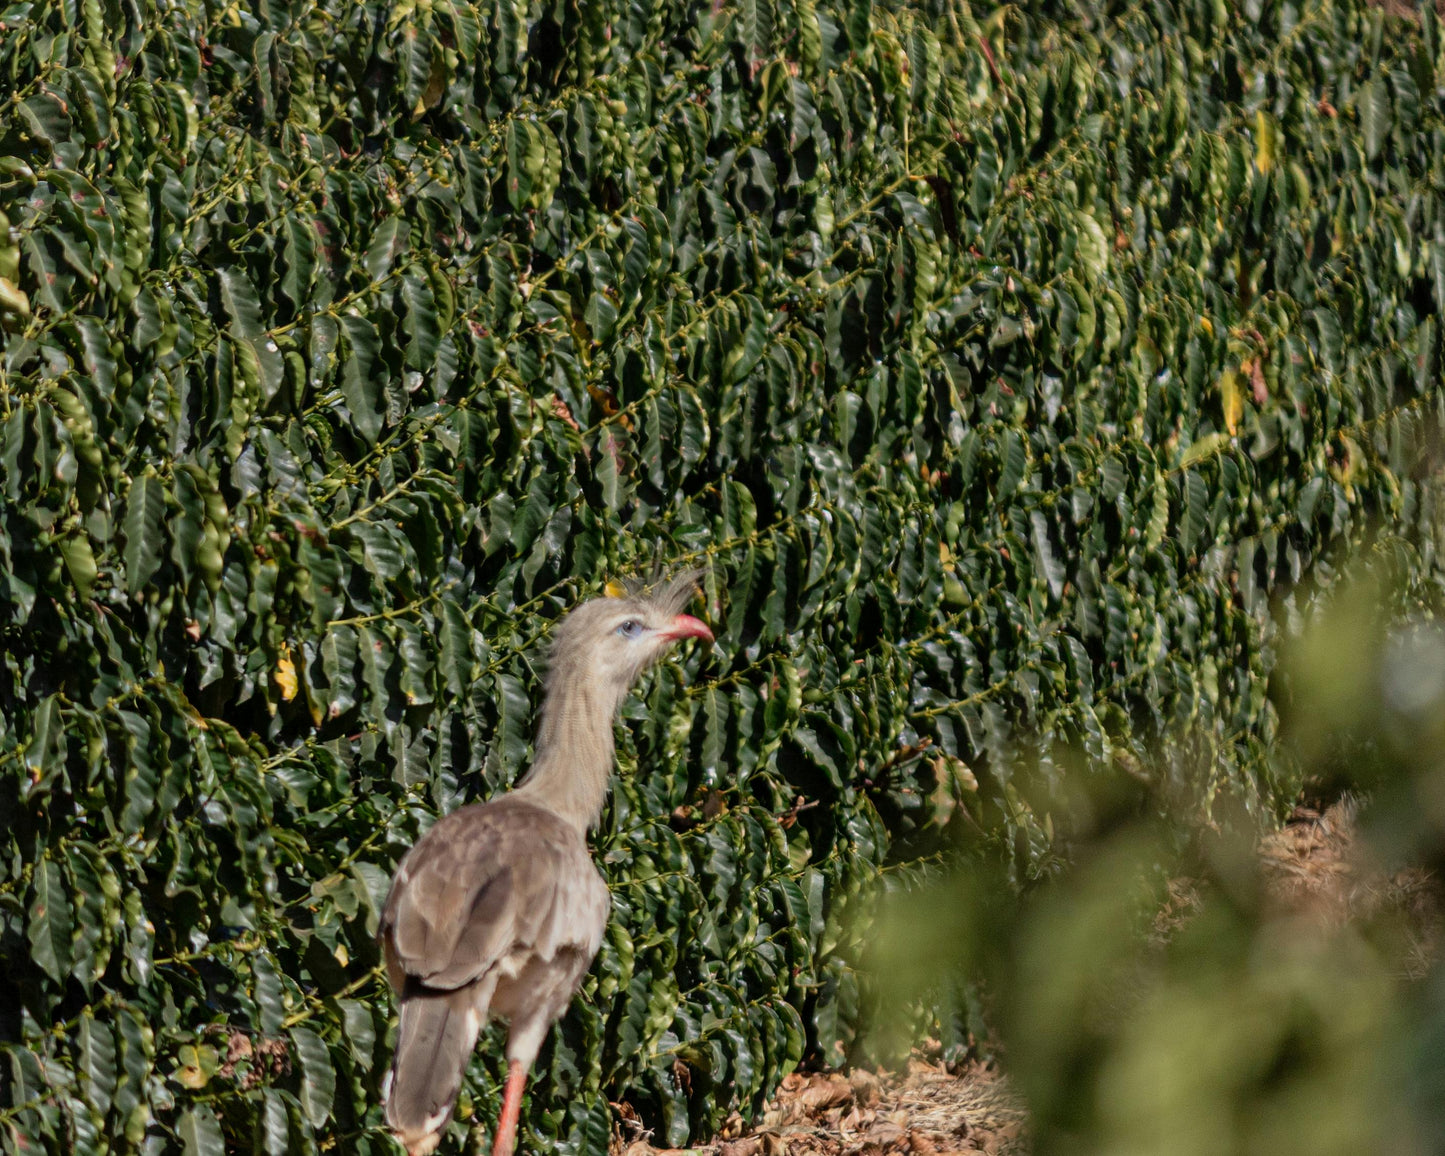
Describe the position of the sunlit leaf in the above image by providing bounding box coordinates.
[291,1025,336,1128]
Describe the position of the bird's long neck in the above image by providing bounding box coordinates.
[511,675,620,833]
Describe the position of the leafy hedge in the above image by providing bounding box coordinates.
[2,0,1444,1152]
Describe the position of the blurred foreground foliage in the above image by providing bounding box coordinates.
[868,559,1445,1155]
[4,0,1445,1151]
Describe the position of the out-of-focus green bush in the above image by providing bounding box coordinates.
[867,557,1445,1155]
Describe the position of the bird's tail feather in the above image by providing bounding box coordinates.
[384,983,483,1156]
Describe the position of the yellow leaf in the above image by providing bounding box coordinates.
[173,1044,217,1089]
[0,276,29,317]
[1254,109,1278,173]
[1219,367,1243,435]
[1330,435,1362,492]
[275,645,298,702]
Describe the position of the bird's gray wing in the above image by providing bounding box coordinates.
[379,797,604,992]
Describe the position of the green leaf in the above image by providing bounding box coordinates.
[340,314,385,443]
[700,685,726,782]
[59,530,98,599]
[354,520,408,581]
[176,1105,225,1156]
[122,474,167,596]
[117,710,158,835]
[27,856,72,984]
[396,619,434,706]
[19,93,72,145]
[259,1089,291,1155]
[492,670,530,775]
[997,430,1027,499]
[743,0,774,60]
[338,998,378,1069]
[113,1006,153,1135]
[253,952,287,1035]
[359,624,396,732]
[365,216,406,281]
[401,269,441,370]
[1360,78,1392,161]
[1030,509,1065,600]
[793,721,844,788]
[290,1026,336,1128]
[218,266,264,340]
[320,625,359,718]
[237,334,287,404]
[1181,469,1209,553]
[76,1013,119,1117]
[440,600,476,699]
[1145,471,1170,548]
[401,18,439,112]
[67,845,110,990]
[584,290,619,343]
[280,215,318,311]
[596,428,625,510]
[23,694,60,784]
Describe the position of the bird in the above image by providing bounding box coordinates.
[378,572,714,1156]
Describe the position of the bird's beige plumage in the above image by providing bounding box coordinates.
[379,574,713,1156]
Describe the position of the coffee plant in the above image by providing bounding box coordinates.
[2,0,1444,1152]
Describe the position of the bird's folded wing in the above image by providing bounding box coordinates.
[380,798,608,992]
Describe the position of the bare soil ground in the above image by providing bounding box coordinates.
[615,1062,1028,1156]
[615,799,1439,1156]
[1258,798,1442,977]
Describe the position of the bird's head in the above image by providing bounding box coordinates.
[546,570,714,710]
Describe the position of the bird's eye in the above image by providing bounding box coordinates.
[616,620,642,638]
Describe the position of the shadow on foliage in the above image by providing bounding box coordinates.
[859,567,1445,1155]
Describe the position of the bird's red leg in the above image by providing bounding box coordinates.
[492,1061,528,1156]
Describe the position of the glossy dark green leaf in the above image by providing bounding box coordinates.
[491,670,530,775]
[402,269,441,370]
[1030,509,1065,600]
[340,315,385,443]
[22,695,59,785]
[122,474,167,596]
[176,1105,225,1156]
[290,1025,336,1128]
[218,266,265,340]
[67,845,109,990]
[259,1089,291,1155]
[253,952,287,1035]
[19,93,72,145]
[338,998,378,1069]
[27,857,72,984]
[59,530,98,599]
[440,599,476,699]
[320,625,359,718]
[75,1013,118,1118]
[280,215,318,312]
[997,431,1026,499]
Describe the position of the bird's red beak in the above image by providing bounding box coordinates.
[660,614,714,643]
